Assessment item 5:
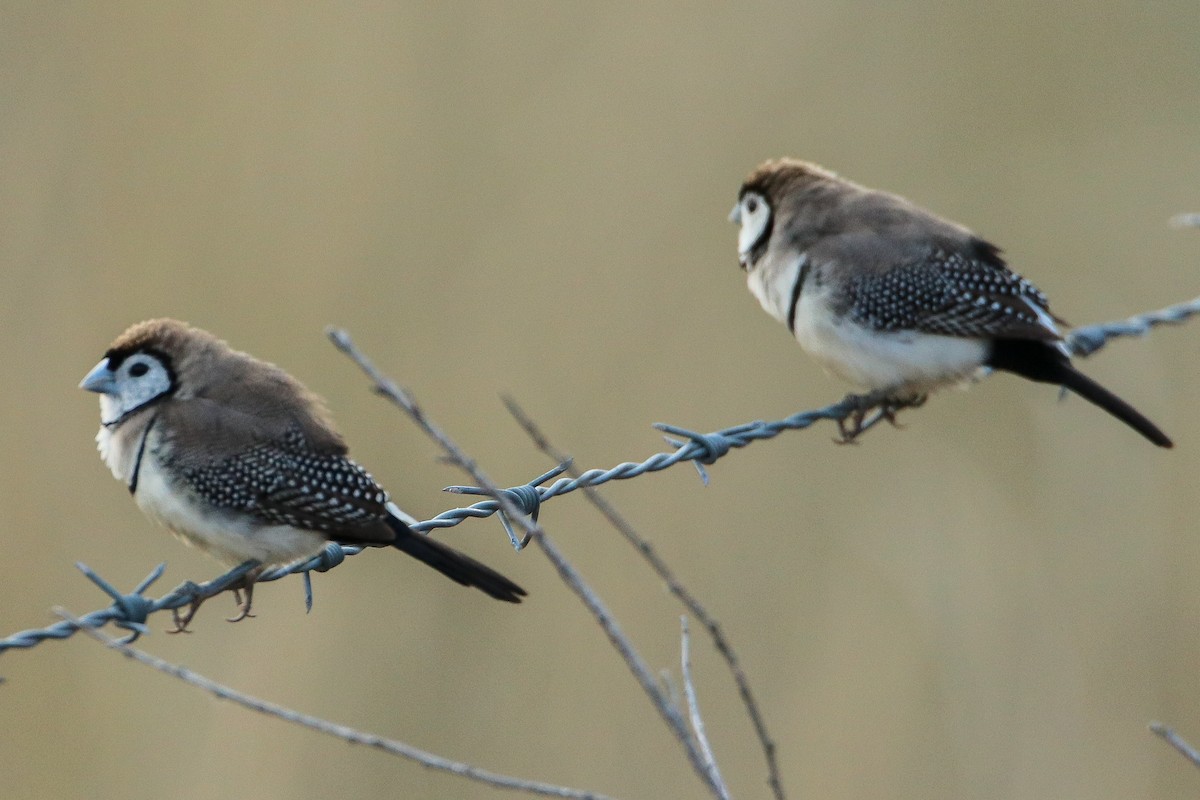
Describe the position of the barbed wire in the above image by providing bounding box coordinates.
[2,294,1197,656]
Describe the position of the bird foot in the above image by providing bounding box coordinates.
[226,583,258,623]
[834,393,927,444]
[166,581,205,634]
[225,566,265,623]
[165,567,264,632]
[834,408,869,445]
[879,394,927,428]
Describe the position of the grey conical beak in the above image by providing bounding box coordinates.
[728,204,741,224]
[80,359,117,394]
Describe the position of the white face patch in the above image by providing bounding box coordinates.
[732,191,772,267]
[96,353,173,425]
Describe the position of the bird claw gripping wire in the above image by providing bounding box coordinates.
[163,560,262,634]
[166,580,206,634]
[75,562,164,644]
[831,392,928,444]
[444,462,571,550]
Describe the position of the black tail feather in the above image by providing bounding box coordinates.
[386,515,526,603]
[988,339,1172,449]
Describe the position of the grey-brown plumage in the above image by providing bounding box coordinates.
[82,319,525,623]
[731,158,1172,447]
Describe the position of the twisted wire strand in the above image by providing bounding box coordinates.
[2,294,1196,656]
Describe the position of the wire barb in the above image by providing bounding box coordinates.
[443,462,568,549]
[75,562,165,643]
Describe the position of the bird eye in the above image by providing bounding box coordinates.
[746,197,759,214]
[129,362,149,378]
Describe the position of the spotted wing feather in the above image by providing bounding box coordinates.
[845,248,1061,340]
[181,426,393,542]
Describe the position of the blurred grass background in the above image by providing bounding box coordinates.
[2,3,1199,798]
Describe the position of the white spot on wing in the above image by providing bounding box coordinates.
[1020,294,1061,337]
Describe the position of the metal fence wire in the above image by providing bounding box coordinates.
[2,295,1198,656]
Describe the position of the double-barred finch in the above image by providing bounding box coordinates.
[81,319,525,628]
[730,158,1172,448]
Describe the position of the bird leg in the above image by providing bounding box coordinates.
[226,566,265,623]
[165,566,264,632]
[834,392,887,444]
[879,394,927,428]
[835,406,869,444]
[835,393,927,444]
[166,581,205,634]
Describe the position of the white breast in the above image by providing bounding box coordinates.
[747,255,987,395]
[97,419,327,567]
[792,284,988,394]
[96,424,135,483]
[132,454,327,567]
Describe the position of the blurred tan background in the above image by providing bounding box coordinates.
[2,3,1199,798]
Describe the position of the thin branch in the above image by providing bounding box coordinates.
[326,329,728,800]
[681,616,731,800]
[503,395,784,800]
[56,607,618,800]
[1150,722,1200,769]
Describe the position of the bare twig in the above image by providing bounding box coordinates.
[681,616,730,800]
[56,607,617,800]
[1150,722,1200,769]
[327,328,727,800]
[503,395,784,800]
